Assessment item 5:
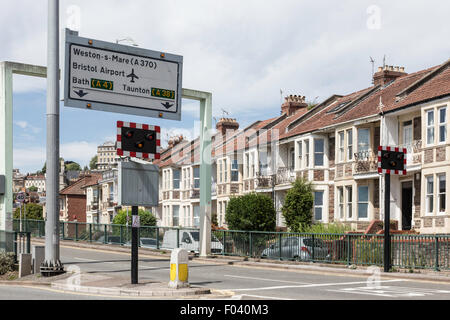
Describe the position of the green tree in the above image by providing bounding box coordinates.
[281,178,314,232]
[112,208,157,226]
[28,186,38,192]
[89,155,98,170]
[13,203,44,220]
[225,193,276,231]
[65,162,81,171]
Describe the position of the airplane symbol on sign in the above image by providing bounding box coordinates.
[127,69,139,83]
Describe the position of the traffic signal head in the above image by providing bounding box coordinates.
[378,146,406,174]
[117,121,160,158]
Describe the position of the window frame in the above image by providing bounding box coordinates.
[313,191,324,222]
[438,106,447,144]
[426,175,434,215]
[338,131,345,162]
[231,159,239,182]
[346,186,353,219]
[314,138,325,167]
[426,109,435,146]
[357,185,369,219]
[347,129,353,161]
[438,173,446,215]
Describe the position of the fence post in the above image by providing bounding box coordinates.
[222,230,225,256]
[279,233,282,260]
[62,222,65,240]
[435,236,440,272]
[176,228,180,248]
[156,227,160,250]
[347,235,351,266]
[311,234,315,262]
[120,225,123,245]
[104,225,107,244]
[89,224,92,242]
[249,232,253,258]
[75,223,78,241]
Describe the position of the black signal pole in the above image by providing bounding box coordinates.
[384,173,391,272]
[131,205,139,284]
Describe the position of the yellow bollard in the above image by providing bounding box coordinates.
[168,248,189,288]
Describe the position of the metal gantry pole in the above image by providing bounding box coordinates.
[384,173,391,272]
[131,205,139,284]
[41,0,64,276]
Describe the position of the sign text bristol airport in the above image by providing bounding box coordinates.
[64,29,183,121]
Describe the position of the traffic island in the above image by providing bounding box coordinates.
[50,272,212,298]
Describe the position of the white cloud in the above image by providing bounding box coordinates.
[14,141,98,173]
[13,146,46,174]
[2,1,449,123]
[14,120,42,134]
[60,141,98,166]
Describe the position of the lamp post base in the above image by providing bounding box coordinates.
[40,260,65,277]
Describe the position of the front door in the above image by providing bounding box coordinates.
[401,181,413,230]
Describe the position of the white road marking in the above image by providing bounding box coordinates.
[224,274,311,285]
[229,279,406,292]
[231,294,293,300]
[327,285,450,298]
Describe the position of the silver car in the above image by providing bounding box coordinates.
[261,236,331,261]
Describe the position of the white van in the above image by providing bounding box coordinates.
[161,229,223,254]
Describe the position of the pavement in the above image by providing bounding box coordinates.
[1,237,449,298]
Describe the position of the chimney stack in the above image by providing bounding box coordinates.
[168,135,184,149]
[216,118,239,136]
[281,95,308,116]
[373,65,407,86]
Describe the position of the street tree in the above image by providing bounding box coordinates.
[281,178,314,232]
[13,203,44,220]
[112,208,157,226]
[225,193,276,231]
[89,155,98,170]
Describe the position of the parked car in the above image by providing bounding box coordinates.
[161,229,223,254]
[261,236,331,261]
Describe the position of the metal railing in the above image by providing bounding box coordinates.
[12,219,450,271]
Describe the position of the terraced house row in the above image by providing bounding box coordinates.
[154,58,450,234]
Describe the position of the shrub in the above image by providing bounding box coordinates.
[301,222,351,234]
[0,252,15,275]
[13,203,44,220]
[225,193,276,232]
[112,208,157,226]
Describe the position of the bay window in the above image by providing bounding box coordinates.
[314,191,324,221]
[357,185,369,219]
[439,107,447,143]
[426,175,433,214]
[426,110,435,145]
[314,138,324,166]
[438,174,446,213]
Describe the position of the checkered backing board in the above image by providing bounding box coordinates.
[116,121,161,159]
[377,145,407,175]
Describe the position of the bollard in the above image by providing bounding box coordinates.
[168,248,189,289]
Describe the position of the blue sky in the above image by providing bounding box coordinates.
[4,0,450,174]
